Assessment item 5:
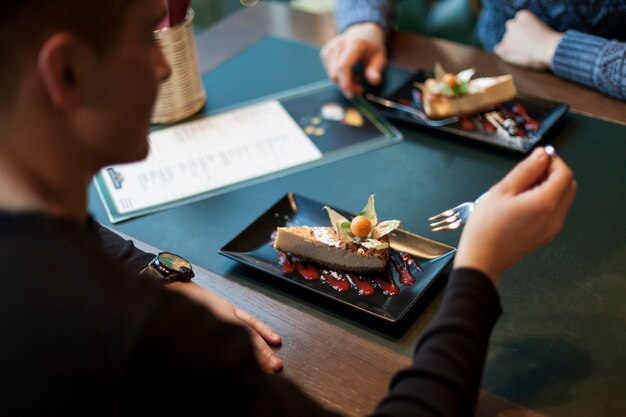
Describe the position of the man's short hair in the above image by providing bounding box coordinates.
[0,0,134,109]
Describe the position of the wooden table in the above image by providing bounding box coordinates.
[93,3,626,416]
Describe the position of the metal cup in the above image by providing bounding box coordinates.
[151,9,206,124]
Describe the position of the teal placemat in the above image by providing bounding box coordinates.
[93,37,402,223]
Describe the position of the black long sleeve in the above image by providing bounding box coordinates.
[373,268,502,417]
[91,220,154,273]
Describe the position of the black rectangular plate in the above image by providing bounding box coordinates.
[373,70,569,153]
[219,192,456,323]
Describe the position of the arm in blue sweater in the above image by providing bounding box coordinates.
[553,30,626,101]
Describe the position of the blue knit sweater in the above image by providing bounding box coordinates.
[335,0,626,100]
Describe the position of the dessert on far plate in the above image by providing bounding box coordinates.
[273,195,400,273]
[417,63,517,119]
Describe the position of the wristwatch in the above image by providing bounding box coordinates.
[139,252,195,283]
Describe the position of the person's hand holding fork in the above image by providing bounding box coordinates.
[454,146,577,285]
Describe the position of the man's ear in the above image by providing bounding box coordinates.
[37,33,96,110]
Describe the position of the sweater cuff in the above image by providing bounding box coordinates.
[335,1,394,34]
[552,30,606,90]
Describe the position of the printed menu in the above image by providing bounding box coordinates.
[94,81,401,223]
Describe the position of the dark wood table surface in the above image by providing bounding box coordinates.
[99,3,626,417]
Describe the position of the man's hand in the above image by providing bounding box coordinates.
[494,10,563,70]
[320,22,387,98]
[167,281,283,373]
[454,146,577,285]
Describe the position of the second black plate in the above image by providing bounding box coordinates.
[219,192,456,323]
[372,70,569,153]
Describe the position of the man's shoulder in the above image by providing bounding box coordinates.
[0,211,169,320]
[1,212,123,281]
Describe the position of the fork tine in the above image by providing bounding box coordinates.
[431,221,462,232]
[428,209,456,221]
[429,215,459,228]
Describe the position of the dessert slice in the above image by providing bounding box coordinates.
[273,195,400,273]
[274,226,390,273]
[418,64,517,119]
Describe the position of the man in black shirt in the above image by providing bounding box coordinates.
[0,0,576,415]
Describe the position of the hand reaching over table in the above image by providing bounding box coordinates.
[320,22,387,99]
[454,146,577,284]
[494,10,563,70]
[167,281,283,373]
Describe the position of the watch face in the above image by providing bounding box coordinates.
[158,252,192,272]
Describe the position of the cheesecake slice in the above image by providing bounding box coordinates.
[423,75,517,119]
[274,226,390,273]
